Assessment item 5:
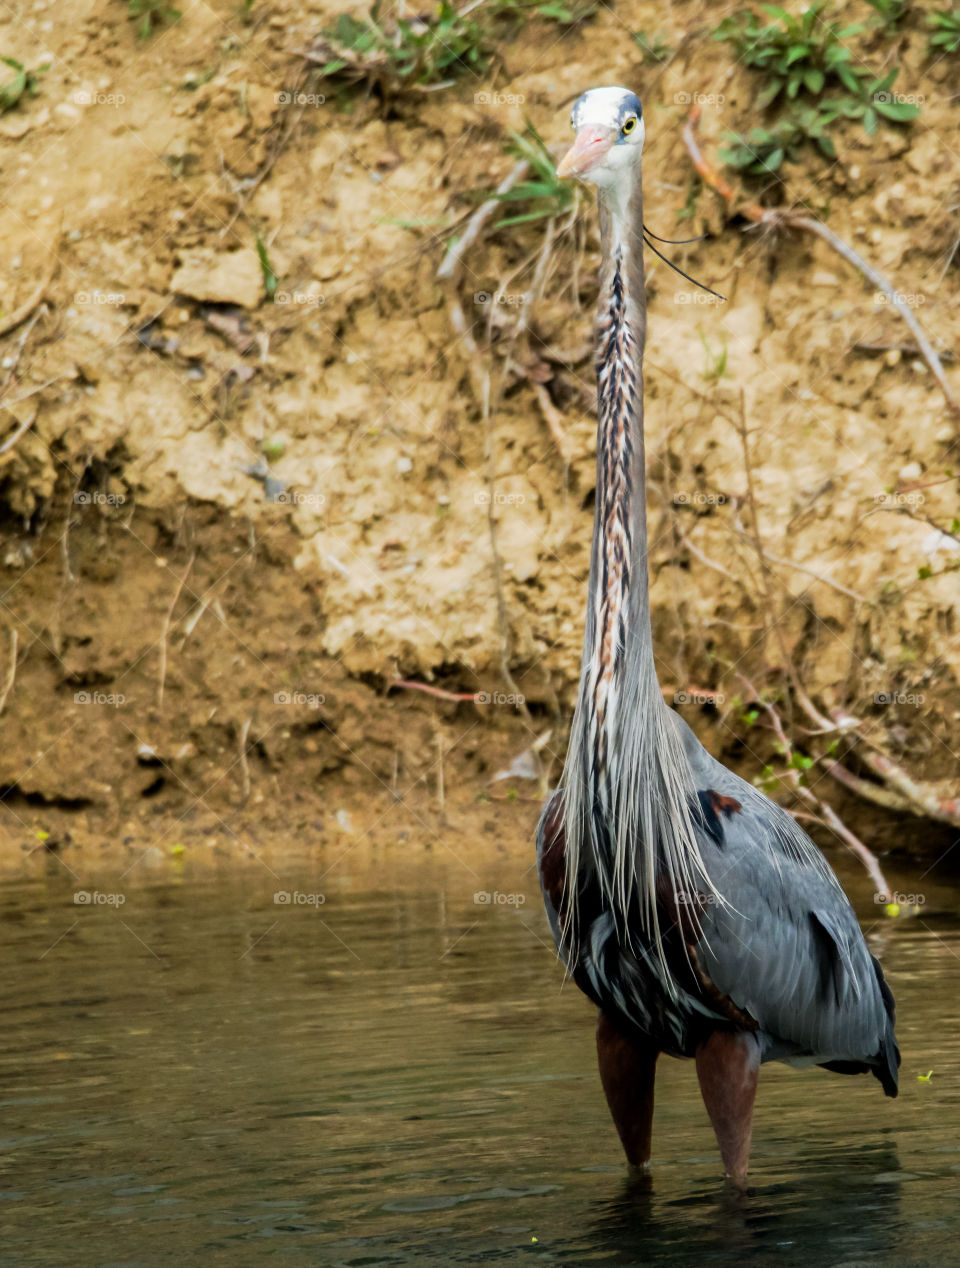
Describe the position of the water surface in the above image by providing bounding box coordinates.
[1,850,957,1265]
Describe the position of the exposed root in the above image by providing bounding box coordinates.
[0,247,57,339]
[390,679,483,703]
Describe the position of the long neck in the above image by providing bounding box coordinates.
[560,170,706,954]
[587,181,659,751]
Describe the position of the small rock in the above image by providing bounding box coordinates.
[335,809,353,833]
[811,270,840,287]
[0,115,34,139]
[396,456,413,474]
[170,248,263,309]
[899,461,922,480]
[935,424,955,443]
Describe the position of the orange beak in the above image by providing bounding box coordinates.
[556,125,616,179]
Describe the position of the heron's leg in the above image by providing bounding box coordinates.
[596,1011,659,1169]
[695,1029,760,1188]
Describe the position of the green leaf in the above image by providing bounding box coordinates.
[804,68,824,93]
[756,79,782,109]
[254,232,277,300]
[873,98,921,121]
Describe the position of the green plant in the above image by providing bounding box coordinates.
[700,334,728,381]
[714,3,920,173]
[714,3,866,108]
[633,29,673,64]
[254,232,278,301]
[511,0,597,22]
[928,7,960,52]
[865,0,911,29]
[0,57,47,112]
[487,126,578,226]
[675,175,702,221]
[128,0,181,39]
[313,2,494,89]
[721,119,803,172]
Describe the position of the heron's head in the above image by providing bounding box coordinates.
[556,87,644,191]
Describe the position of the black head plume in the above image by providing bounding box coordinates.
[641,224,726,301]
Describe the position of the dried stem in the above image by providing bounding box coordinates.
[737,672,891,895]
[0,629,18,716]
[157,555,195,711]
[239,717,252,803]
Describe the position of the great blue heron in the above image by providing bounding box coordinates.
[536,86,899,1187]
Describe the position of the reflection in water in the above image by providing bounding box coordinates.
[0,857,957,1265]
[587,1142,905,1265]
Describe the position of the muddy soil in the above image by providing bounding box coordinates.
[0,0,957,873]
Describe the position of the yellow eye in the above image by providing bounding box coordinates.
[621,117,637,136]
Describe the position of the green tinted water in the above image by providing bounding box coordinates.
[0,856,957,1265]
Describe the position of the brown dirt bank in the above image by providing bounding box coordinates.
[0,0,958,875]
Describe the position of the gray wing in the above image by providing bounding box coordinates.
[683,730,899,1093]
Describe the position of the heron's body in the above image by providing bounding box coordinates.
[538,87,899,1185]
